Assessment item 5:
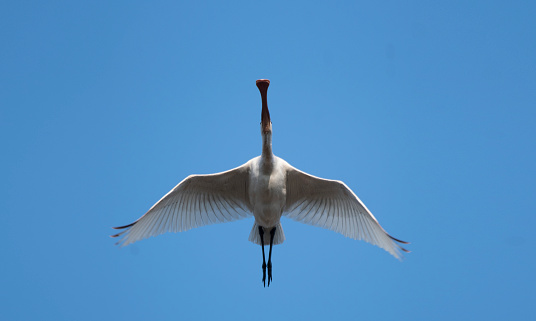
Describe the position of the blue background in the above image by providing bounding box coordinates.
[2,1,535,320]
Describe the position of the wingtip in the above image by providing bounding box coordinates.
[110,233,126,246]
[110,226,130,241]
[112,222,136,230]
[388,234,410,245]
[394,247,411,261]
[387,234,410,257]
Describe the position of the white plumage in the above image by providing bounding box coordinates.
[112,79,408,285]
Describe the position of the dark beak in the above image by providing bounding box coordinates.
[256,79,271,132]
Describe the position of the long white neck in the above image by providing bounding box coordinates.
[262,131,273,159]
[260,132,274,173]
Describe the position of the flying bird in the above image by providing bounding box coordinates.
[112,79,409,287]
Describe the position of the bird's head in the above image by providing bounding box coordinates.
[256,79,272,135]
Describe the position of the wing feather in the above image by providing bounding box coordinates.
[112,163,253,246]
[318,198,330,227]
[284,166,409,259]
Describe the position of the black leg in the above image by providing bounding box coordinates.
[259,226,266,287]
[267,226,276,287]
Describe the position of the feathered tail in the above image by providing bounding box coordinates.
[248,222,285,245]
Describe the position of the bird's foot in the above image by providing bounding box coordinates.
[267,261,272,287]
[262,262,267,287]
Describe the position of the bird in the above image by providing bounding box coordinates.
[112,79,409,287]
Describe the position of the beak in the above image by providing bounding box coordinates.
[256,79,271,133]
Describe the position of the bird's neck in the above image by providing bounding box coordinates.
[261,132,273,163]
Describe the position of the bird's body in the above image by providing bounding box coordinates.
[112,79,409,286]
[249,155,286,229]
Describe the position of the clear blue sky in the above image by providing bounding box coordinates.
[2,1,535,320]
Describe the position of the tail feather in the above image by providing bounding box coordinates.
[249,222,285,245]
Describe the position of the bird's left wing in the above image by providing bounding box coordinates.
[283,166,409,259]
[112,163,252,246]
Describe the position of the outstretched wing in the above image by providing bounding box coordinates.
[284,166,409,259]
[112,163,253,246]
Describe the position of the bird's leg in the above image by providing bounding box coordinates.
[267,226,276,287]
[259,226,266,287]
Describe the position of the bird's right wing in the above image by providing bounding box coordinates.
[111,162,253,246]
[283,166,409,259]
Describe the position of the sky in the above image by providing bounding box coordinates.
[1,1,535,320]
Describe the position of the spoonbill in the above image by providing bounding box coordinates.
[112,79,409,287]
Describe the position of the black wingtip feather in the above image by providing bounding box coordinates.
[388,234,410,244]
[112,222,136,230]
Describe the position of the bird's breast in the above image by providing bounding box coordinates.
[249,157,287,227]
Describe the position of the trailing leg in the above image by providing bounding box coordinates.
[259,226,266,287]
[267,226,276,287]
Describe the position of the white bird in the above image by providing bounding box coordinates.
[112,79,409,287]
